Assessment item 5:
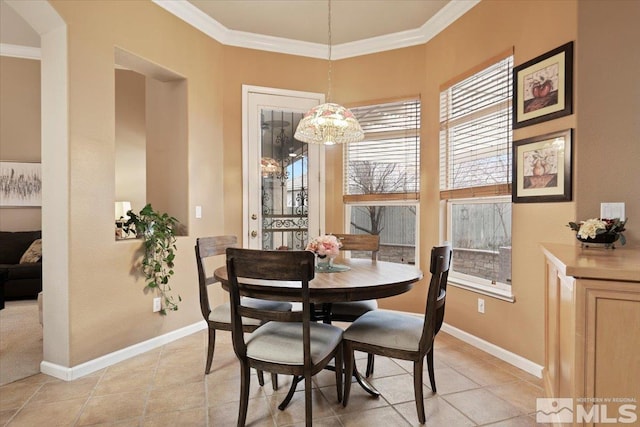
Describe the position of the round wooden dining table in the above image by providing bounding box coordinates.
[213,258,423,304]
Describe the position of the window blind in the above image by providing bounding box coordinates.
[345,99,420,202]
[440,56,513,199]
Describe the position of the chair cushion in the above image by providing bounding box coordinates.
[343,310,423,352]
[330,300,378,317]
[209,298,292,326]
[246,322,343,365]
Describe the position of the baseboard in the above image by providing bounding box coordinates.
[38,314,544,381]
[440,322,543,378]
[40,321,207,381]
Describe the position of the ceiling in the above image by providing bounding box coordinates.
[0,0,40,47]
[1,0,478,59]
[188,0,450,45]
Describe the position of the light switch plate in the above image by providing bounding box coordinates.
[600,202,625,220]
[153,297,161,312]
[195,205,202,219]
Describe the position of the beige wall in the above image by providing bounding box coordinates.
[114,69,190,228]
[220,1,580,365]
[49,0,225,365]
[421,0,578,365]
[15,0,638,370]
[115,69,146,212]
[576,1,640,244]
[145,76,189,227]
[0,56,41,231]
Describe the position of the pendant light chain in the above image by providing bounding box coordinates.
[327,0,332,103]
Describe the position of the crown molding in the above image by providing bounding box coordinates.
[1,1,480,61]
[152,0,328,58]
[334,0,480,59]
[152,0,230,43]
[0,43,41,59]
[154,0,480,60]
[226,30,328,59]
[426,0,481,39]
[332,27,427,60]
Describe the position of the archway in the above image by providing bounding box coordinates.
[5,0,70,374]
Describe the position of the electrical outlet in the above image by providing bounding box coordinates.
[477,298,485,314]
[153,297,161,312]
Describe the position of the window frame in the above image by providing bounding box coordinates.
[439,53,514,301]
[343,97,421,264]
[344,200,420,264]
[445,196,514,302]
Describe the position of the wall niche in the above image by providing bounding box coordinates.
[114,48,188,237]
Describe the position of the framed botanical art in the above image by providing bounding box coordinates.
[512,129,572,203]
[0,161,42,207]
[513,42,573,129]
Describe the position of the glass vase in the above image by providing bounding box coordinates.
[316,255,334,271]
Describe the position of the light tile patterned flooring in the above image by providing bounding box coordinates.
[0,328,548,426]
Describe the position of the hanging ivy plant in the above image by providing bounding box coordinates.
[124,204,180,314]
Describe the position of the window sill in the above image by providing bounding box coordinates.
[448,278,515,303]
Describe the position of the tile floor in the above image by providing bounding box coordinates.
[0,328,548,426]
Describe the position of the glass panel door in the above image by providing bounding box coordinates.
[261,111,309,250]
[244,87,324,250]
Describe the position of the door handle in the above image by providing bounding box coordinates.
[251,230,258,238]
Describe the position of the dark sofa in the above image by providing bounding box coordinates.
[0,231,42,302]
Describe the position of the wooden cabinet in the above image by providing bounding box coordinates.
[542,244,640,426]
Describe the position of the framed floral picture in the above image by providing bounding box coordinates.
[512,129,572,203]
[513,42,573,129]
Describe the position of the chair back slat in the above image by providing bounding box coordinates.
[419,244,452,353]
[195,235,238,320]
[332,233,380,260]
[197,235,238,258]
[228,248,315,281]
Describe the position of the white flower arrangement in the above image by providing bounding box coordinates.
[567,218,627,246]
[576,218,607,239]
[306,234,342,258]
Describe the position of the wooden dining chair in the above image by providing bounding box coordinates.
[342,244,452,424]
[327,233,379,376]
[195,236,292,388]
[226,248,343,427]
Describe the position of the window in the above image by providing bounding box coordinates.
[344,99,420,264]
[439,55,514,300]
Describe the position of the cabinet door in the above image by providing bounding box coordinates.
[581,281,640,412]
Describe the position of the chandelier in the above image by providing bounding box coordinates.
[294,0,364,145]
[261,125,293,185]
[260,157,279,176]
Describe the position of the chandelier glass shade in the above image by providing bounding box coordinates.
[294,102,364,145]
